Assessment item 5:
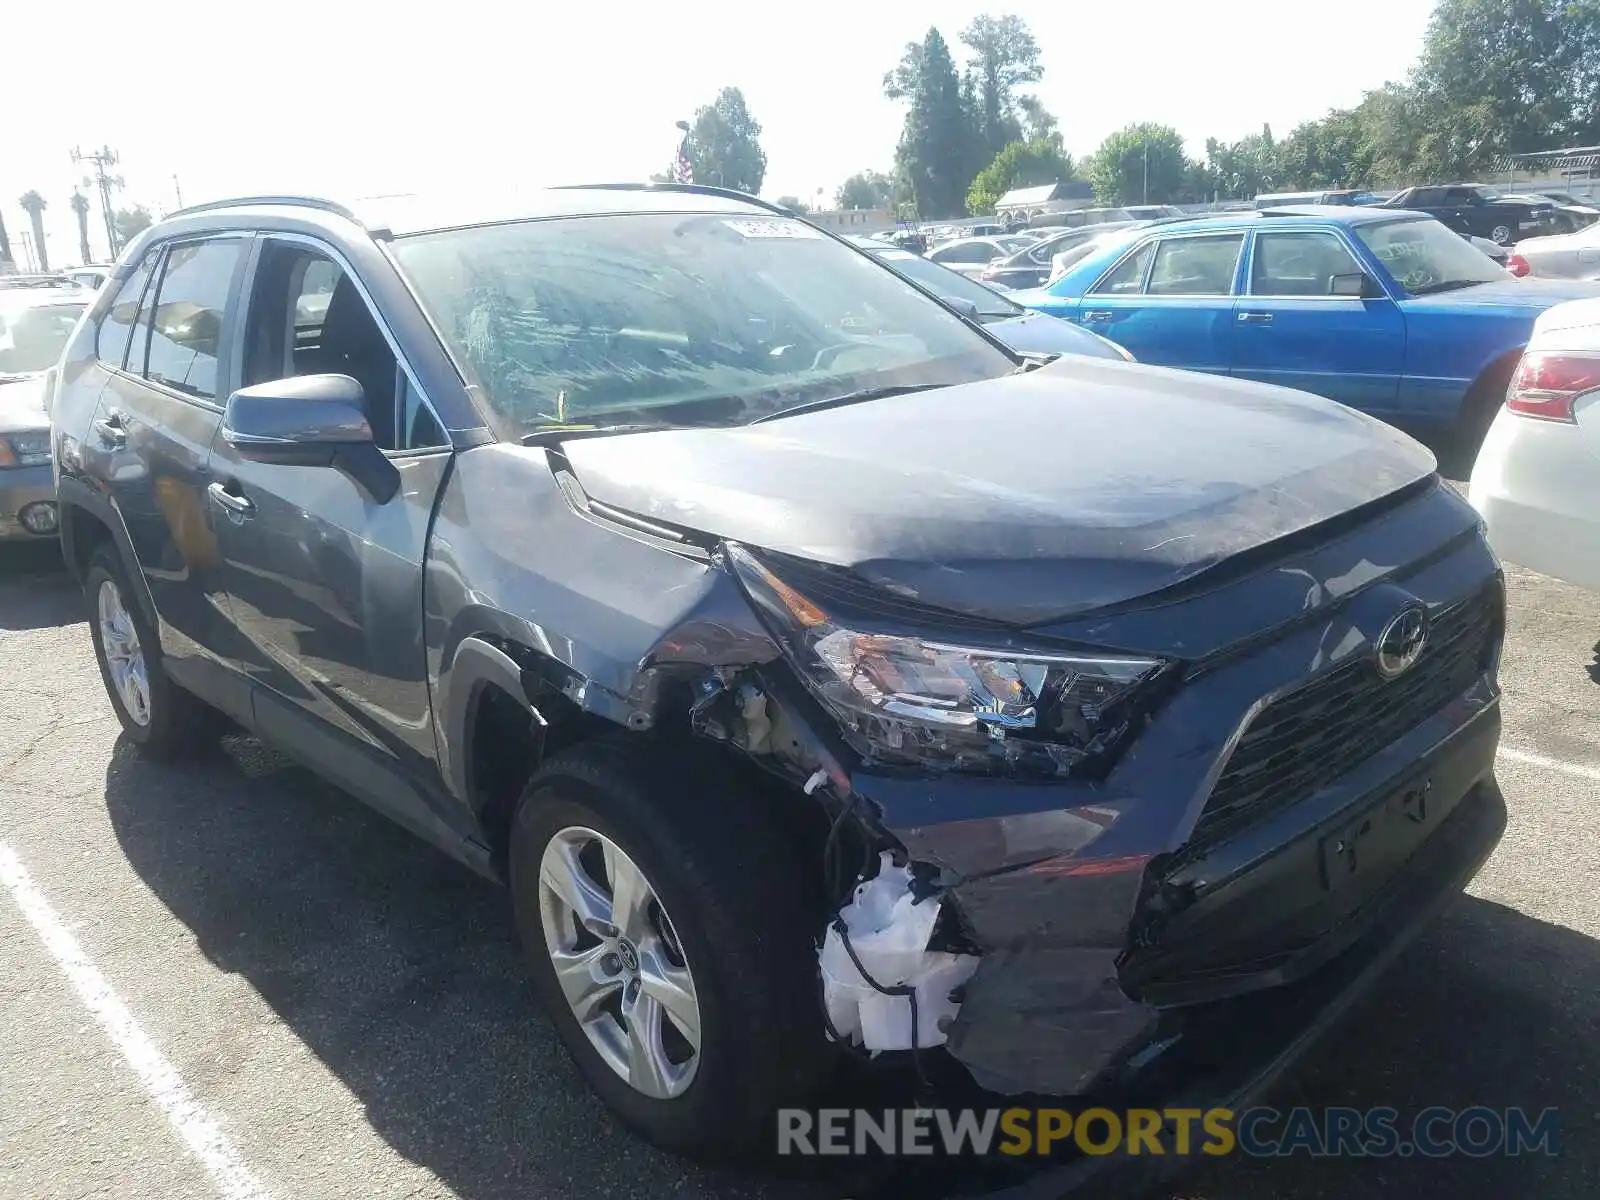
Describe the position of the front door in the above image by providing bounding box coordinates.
[1232,228,1405,414]
[1077,231,1244,373]
[89,235,253,718]
[205,235,464,839]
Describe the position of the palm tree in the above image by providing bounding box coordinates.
[0,211,11,267]
[69,191,92,265]
[18,191,47,272]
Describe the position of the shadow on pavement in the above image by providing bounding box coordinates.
[0,543,81,632]
[103,732,1598,1200]
[102,733,831,1200]
[1185,894,1599,1199]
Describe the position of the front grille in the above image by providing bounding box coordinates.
[1192,580,1503,846]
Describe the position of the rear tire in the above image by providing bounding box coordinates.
[84,544,221,756]
[509,736,832,1160]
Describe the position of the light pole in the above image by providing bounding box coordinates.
[673,120,692,183]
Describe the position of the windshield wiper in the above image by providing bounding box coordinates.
[520,423,668,447]
[747,383,948,424]
[1408,279,1489,296]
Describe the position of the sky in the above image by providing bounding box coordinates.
[2,0,1436,269]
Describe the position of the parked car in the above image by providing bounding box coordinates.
[1255,190,1376,209]
[845,235,1132,359]
[924,234,1036,278]
[1495,192,1599,235]
[1379,184,1557,244]
[1463,232,1511,267]
[62,265,113,290]
[0,286,90,539]
[1010,205,1600,438]
[0,273,83,291]
[1508,221,1600,280]
[1469,298,1600,590]
[978,222,1140,290]
[51,186,1509,1191]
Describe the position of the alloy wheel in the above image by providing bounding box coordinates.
[537,826,702,1099]
[97,579,151,727]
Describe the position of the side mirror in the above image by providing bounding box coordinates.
[222,373,399,502]
[1328,272,1379,298]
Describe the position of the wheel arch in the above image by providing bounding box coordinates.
[55,477,158,627]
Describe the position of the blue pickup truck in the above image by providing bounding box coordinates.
[1008,206,1600,436]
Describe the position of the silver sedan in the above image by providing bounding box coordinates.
[1511,222,1600,280]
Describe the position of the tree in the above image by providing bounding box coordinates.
[0,211,11,265]
[773,195,812,214]
[1203,124,1280,199]
[1088,125,1190,205]
[69,191,92,265]
[835,170,895,210]
[1407,0,1600,178]
[960,14,1042,158]
[685,87,767,193]
[18,191,47,272]
[967,137,1075,215]
[114,205,153,245]
[887,28,977,218]
[1016,95,1059,144]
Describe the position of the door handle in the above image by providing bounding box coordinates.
[1082,310,1114,321]
[1237,312,1274,324]
[92,412,126,447]
[207,481,256,520]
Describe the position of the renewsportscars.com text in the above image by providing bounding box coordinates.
[776,1106,1560,1159]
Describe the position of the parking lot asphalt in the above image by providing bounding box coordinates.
[2,470,1598,1200]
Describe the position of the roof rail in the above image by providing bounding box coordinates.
[552,181,793,218]
[167,195,361,223]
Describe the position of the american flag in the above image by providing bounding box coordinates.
[672,136,694,184]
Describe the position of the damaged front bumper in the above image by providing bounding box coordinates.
[976,774,1506,1198]
[847,680,1504,1104]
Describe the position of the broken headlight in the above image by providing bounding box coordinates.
[728,546,1169,778]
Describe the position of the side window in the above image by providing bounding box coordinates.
[1408,188,1445,207]
[144,239,247,401]
[241,239,446,453]
[1090,241,1155,294]
[936,242,996,264]
[1251,232,1363,296]
[95,251,158,368]
[1147,234,1245,296]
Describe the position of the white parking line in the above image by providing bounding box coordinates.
[1499,745,1600,783]
[0,844,275,1200]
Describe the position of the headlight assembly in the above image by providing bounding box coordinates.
[727,545,1171,779]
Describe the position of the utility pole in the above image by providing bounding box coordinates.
[1143,142,1149,205]
[173,174,184,209]
[71,145,122,261]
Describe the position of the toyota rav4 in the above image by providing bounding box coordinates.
[48,184,1506,1193]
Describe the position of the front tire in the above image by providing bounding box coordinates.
[1490,223,1513,245]
[509,737,831,1159]
[84,544,219,756]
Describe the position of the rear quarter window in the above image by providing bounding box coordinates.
[96,251,158,368]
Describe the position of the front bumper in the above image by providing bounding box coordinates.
[981,774,1506,1198]
[0,463,58,540]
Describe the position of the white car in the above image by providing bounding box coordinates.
[1469,298,1600,590]
[925,235,1036,279]
[1509,222,1600,280]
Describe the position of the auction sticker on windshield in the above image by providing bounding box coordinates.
[723,219,825,239]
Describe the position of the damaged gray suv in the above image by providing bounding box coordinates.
[49,184,1506,1185]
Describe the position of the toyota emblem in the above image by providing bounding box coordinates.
[1375,606,1429,680]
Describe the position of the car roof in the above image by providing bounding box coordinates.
[1141,205,1407,235]
[164,184,778,238]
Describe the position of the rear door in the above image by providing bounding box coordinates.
[1232,227,1404,412]
[204,234,463,836]
[1077,231,1244,372]
[89,235,253,716]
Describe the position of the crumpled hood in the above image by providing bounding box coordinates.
[561,357,1436,625]
[0,374,49,434]
[1404,276,1600,313]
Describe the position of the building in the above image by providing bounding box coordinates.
[993,181,1095,223]
[802,207,899,234]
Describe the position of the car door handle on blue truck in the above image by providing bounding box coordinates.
[1237,312,1274,325]
[1082,310,1114,322]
